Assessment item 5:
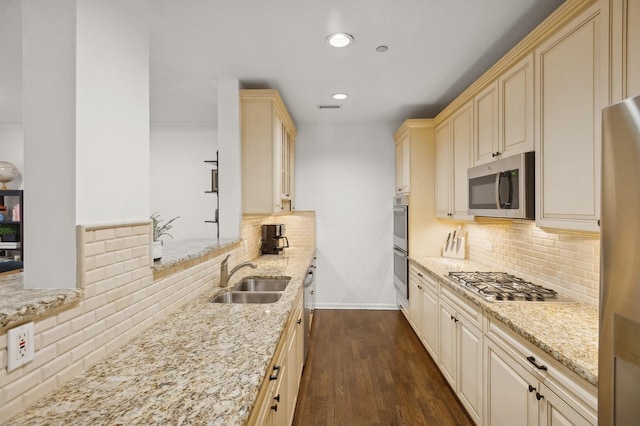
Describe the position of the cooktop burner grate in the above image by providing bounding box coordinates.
[446,271,569,302]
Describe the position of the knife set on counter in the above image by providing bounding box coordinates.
[442,225,466,259]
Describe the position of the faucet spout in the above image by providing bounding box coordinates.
[219,254,257,287]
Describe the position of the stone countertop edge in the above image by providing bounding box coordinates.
[151,237,241,272]
[5,248,316,426]
[409,256,599,388]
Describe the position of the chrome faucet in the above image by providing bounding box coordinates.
[219,254,257,287]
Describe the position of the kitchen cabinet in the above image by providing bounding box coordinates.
[408,264,439,361]
[241,89,297,215]
[248,288,304,426]
[438,287,483,424]
[473,81,499,165]
[435,102,475,221]
[534,3,607,232]
[394,130,410,194]
[485,318,596,426]
[611,0,640,101]
[474,53,534,167]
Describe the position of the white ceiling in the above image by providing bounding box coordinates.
[1,0,565,128]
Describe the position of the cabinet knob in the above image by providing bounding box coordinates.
[417,272,423,277]
[271,403,278,412]
[528,385,536,393]
[297,319,302,325]
[536,392,544,401]
[273,394,280,403]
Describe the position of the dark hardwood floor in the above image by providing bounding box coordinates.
[293,309,473,426]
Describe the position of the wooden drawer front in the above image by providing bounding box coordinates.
[440,286,482,329]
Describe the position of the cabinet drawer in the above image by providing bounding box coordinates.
[440,285,483,329]
[409,264,438,293]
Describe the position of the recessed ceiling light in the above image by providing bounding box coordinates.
[376,45,389,53]
[327,33,354,48]
[332,93,348,100]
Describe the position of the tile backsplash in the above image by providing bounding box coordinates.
[464,220,600,305]
[241,211,316,260]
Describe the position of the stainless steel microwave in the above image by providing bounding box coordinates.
[467,152,534,219]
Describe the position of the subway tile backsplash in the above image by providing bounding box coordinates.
[465,220,600,306]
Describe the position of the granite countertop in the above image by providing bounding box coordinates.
[410,256,599,387]
[6,248,316,426]
[151,238,240,272]
[0,273,81,330]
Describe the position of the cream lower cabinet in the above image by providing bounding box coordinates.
[534,3,607,232]
[248,289,304,426]
[408,264,439,361]
[485,319,597,426]
[438,287,483,424]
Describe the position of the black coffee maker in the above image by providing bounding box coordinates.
[261,224,289,255]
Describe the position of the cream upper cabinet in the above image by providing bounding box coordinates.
[435,101,475,221]
[499,53,534,159]
[534,3,607,232]
[394,131,411,194]
[435,120,452,218]
[241,89,297,215]
[473,81,499,165]
[611,0,640,101]
[451,101,475,221]
[474,53,534,166]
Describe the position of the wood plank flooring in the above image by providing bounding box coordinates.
[293,310,473,426]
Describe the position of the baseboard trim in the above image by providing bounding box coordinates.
[315,303,399,310]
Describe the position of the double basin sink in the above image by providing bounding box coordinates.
[210,277,290,304]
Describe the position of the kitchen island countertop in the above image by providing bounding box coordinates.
[5,248,315,426]
[410,256,598,387]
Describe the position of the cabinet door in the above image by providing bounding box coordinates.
[538,384,592,426]
[435,120,452,218]
[408,277,423,335]
[474,81,499,165]
[420,286,439,361]
[500,53,534,158]
[451,101,474,220]
[626,1,640,97]
[457,318,483,424]
[438,300,457,389]
[535,5,605,232]
[395,133,411,194]
[485,339,538,426]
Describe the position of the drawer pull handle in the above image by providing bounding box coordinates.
[528,385,536,393]
[526,356,548,371]
[270,365,281,380]
[536,392,544,401]
[417,272,423,277]
[274,394,280,403]
[271,403,278,411]
[297,319,302,325]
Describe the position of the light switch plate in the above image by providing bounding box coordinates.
[7,322,35,371]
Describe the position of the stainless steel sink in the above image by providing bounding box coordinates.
[210,291,283,304]
[232,276,291,292]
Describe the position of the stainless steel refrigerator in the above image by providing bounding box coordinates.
[600,94,640,425]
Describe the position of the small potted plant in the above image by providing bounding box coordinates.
[151,212,180,261]
[0,223,18,242]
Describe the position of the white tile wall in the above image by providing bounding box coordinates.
[464,220,600,305]
[0,212,316,421]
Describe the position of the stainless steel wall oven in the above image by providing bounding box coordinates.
[393,195,409,309]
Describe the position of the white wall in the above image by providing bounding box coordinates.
[294,122,396,309]
[75,0,150,224]
[150,124,218,239]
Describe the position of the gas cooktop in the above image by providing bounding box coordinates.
[446,271,572,302]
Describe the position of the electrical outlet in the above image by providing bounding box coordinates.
[7,322,35,371]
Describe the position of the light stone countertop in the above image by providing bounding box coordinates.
[151,238,240,272]
[5,248,316,426]
[410,256,599,387]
